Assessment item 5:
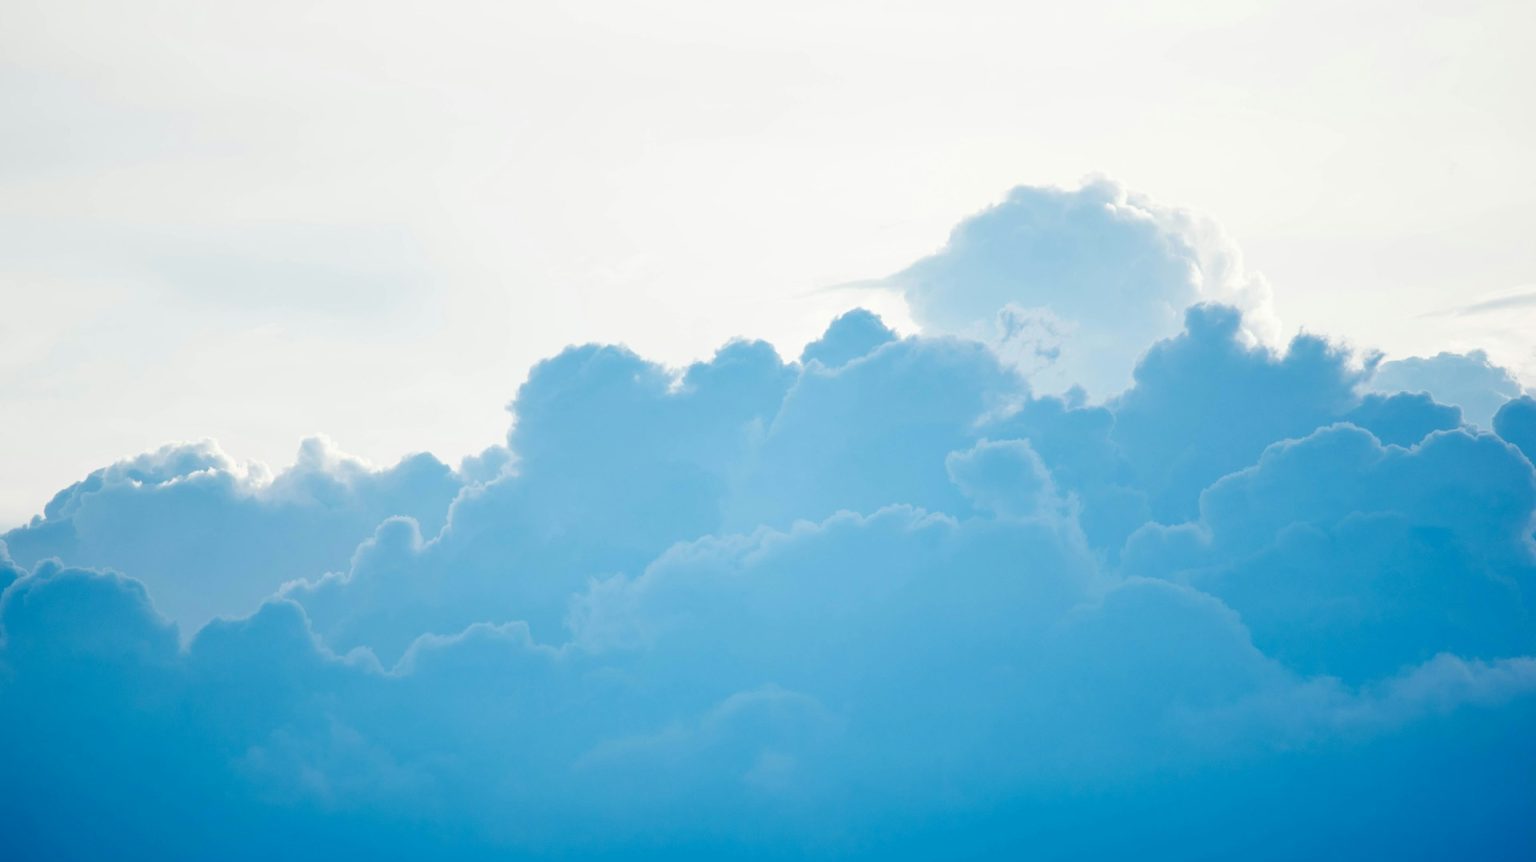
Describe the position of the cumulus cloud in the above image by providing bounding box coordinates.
[1125,423,1536,682]
[1495,395,1536,465]
[3,196,1536,859]
[882,179,1278,399]
[0,436,465,630]
[1370,349,1528,428]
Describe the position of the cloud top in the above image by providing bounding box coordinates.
[884,180,1278,398]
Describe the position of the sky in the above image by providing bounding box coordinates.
[3,3,1536,859]
[3,0,1534,526]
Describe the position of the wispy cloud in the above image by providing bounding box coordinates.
[1419,286,1536,318]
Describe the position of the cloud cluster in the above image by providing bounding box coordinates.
[4,190,1536,859]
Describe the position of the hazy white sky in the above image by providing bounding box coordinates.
[2,0,1532,525]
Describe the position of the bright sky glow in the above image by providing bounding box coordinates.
[2,0,1532,524]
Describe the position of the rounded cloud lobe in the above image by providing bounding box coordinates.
[1,436,464,631]
[884,179,1279,399]
[3,190,1536,859]
[1370,348,1530,429]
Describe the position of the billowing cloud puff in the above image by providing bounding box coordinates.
[1371,348,1529,428]
[1,437,465,630]
[1496,395,1536,465]
[882,179,1278,399]
[1125,424,1536,682]
[4,235,1536,856]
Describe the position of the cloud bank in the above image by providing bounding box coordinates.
[3,184,1535,860]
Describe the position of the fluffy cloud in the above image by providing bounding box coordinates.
[1,437,465,631]
[882,179,1278,399]
[3,209,1536,856]
[1496,395,1536,464]
[1125,423,1536,682]
[4,500,1534,858]
[1371,349,1528,428]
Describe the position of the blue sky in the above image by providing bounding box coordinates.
[2,2,1535,859]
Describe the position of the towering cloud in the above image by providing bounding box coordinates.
[883,180,1278,399]
[2,186,1534,860]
